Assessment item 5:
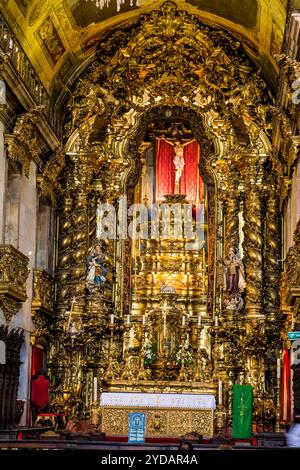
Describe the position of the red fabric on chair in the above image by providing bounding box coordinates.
[31,374,49,411]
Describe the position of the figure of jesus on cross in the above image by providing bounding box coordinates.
[164,125,194,193]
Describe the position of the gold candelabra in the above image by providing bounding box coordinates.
[194,323,203,382]
[178,320,187,382]
[138,321,148,380]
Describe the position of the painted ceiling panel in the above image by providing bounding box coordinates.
[187,0,258,30]
[68,0,139,28]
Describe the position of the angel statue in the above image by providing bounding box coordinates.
[86,244,107,292]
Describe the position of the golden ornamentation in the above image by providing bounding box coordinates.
[37,150,66,205]
[264,189,280,318]
[32,269,54,316]
[31,269,54,342]
[101,407,214,438]
[243,162,263,316]
[0,245,29,322]
[39,2,284,431]
[5,107,43,177]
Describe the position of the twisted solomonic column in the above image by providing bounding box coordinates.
[71,154,94,307]
[56,165,74,314]
[242,162,263,318]
[264,188,280,319]
[224,189,240,258]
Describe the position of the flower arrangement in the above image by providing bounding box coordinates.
[174,343,194,366]
[144,341,157,366]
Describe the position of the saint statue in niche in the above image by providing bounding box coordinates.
[86,244,107,292]
[223,247,246,296]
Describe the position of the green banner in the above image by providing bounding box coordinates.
[232,384,253,439]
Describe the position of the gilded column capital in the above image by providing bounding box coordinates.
[0,245,29,322]
[37,150,66,206]
[4,106,44,176]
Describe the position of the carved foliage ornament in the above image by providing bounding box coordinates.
[0,245,29,322]
[6,106,43,177]
[64,1,271,152]
[37,149,66,204]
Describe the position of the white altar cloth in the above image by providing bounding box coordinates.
[100,392,216,409]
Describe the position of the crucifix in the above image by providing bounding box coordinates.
[164,125,195,193]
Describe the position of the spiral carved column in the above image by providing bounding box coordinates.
[243,170,263,319]
[224,190,240,257]
[71,153,94,307]
[264,186,281,401]
[264,190,280,319]
[56,164,74,314]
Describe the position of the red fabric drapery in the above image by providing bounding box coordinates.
[31,346,44,377]
[155,139,175,201]
[281,349,291,423]
[155,138,201,203]
[180,140,202,203]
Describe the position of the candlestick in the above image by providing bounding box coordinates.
[163,312,167,337]
[142,314,146,326]
[215,316,218,327]
[110,314,114,324]
[182,315,186,326]
[198,312,202,327]
[93,377,98,403]
[218,379,222,406]
[67,296,76,330]
[126,314,130,325]
[277,358,281,379]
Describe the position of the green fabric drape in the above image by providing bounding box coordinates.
[232,384,253,438]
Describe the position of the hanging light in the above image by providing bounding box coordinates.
[87,0,140,13]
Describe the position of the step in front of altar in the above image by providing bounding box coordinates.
[100,392,216,438]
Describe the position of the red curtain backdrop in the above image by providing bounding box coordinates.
[155,139,175,201]
[281,348,291,423]
[180,140,202,203]
[155,138,202,203]
[31,346,44,376]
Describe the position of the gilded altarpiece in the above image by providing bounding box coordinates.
[42,3,284,435]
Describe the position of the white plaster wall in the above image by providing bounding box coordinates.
[7,160,37,425]
[0,120,7,327]
[0,121,6,244]
[285,160,300,254]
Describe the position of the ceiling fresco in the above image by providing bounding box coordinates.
[0,0,288,95]
[187,0,257,30]
[68,0,140,28]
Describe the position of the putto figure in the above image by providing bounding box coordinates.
[86,244,107,292]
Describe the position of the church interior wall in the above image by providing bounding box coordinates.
[0,0,299,435]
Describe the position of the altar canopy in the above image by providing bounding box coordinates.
[155,139,202,203]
